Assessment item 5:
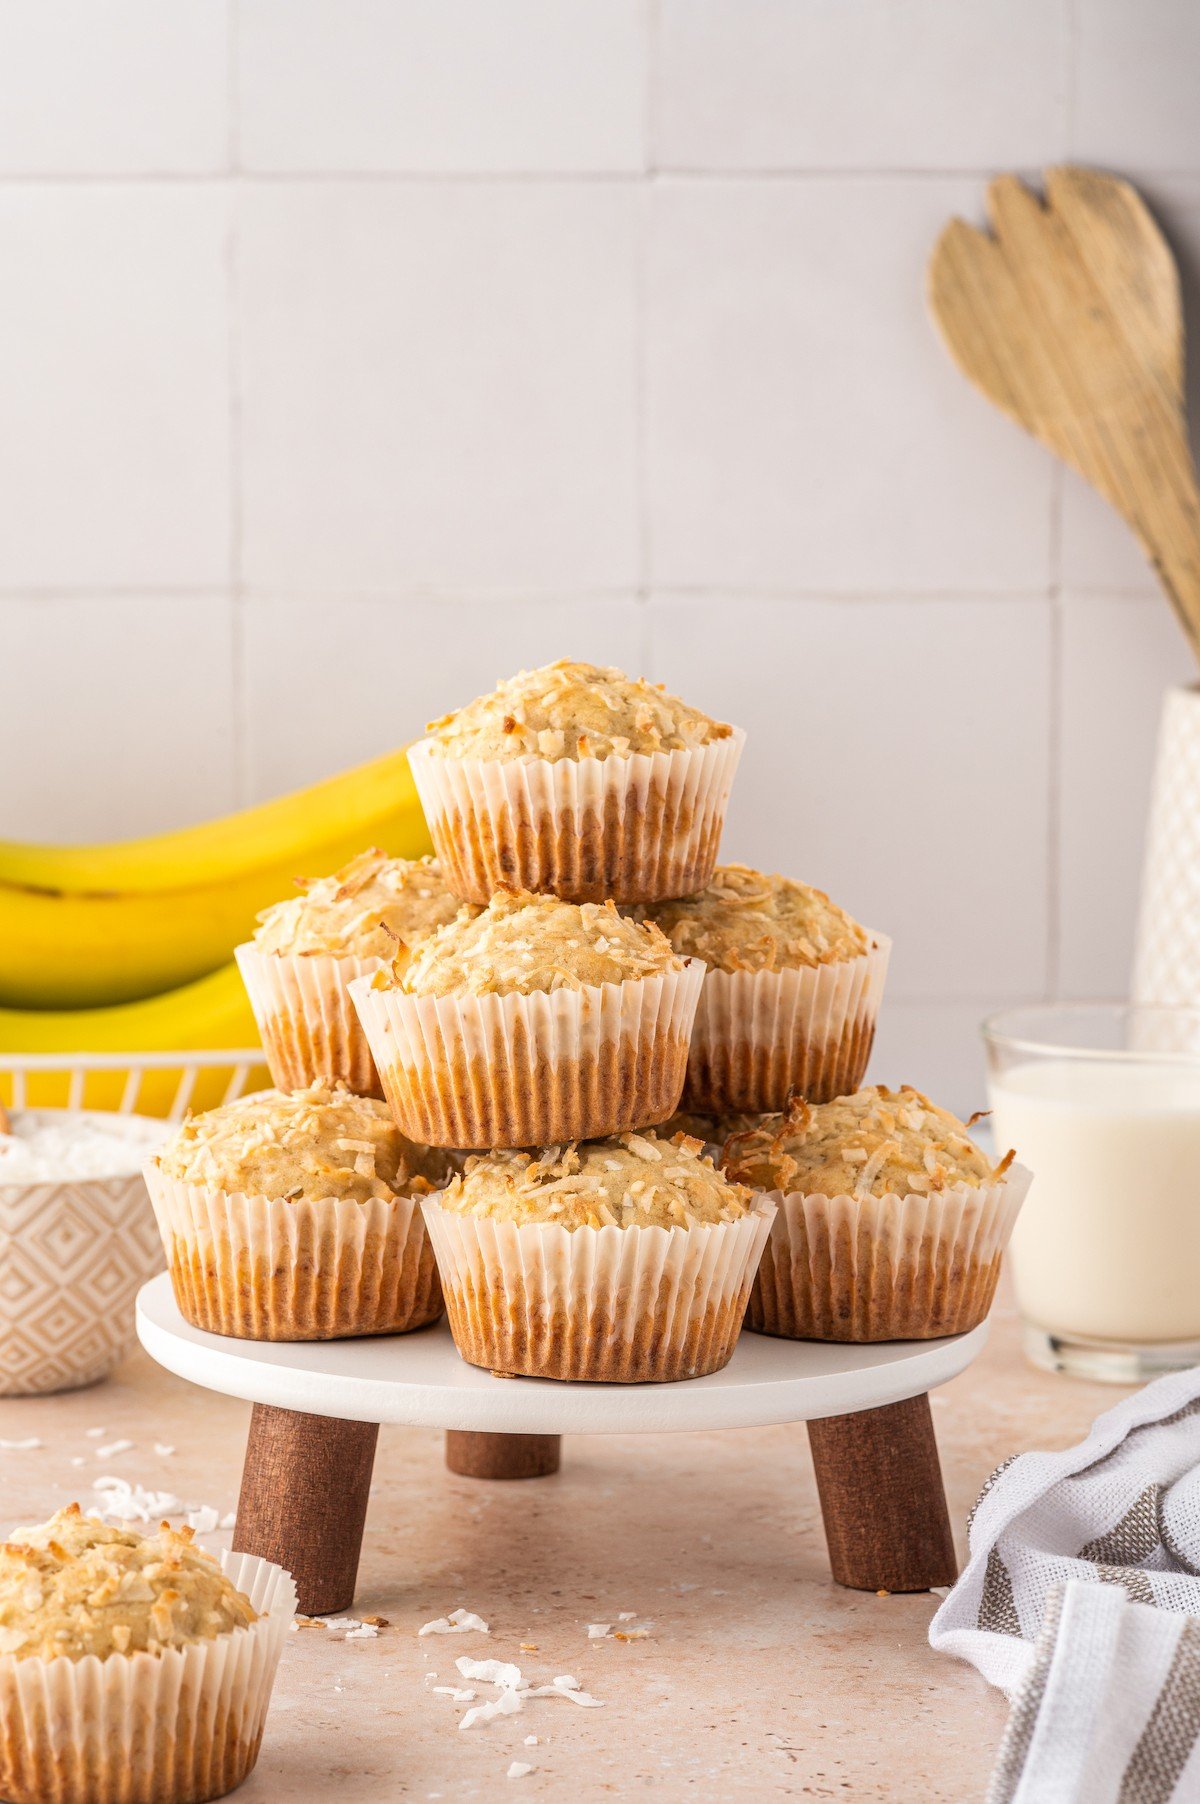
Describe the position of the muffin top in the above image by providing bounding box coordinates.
[721,1086,1009,1198]
[435,1132,756,1230]
[252,849,464,962]
[644,865,871,974]
[386,889,685,998]
[423,660,732,762]
[154,1082,447,1201]
[0,1505,256,1662]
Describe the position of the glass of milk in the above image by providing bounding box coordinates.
[984,1003,1200,1382]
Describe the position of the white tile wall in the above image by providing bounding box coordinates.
[655,0,1070,171]
[0,2,228,176]
[237,0,645,174]
[237,181,639,592]
[645,178,1055,590]
[0,595,236,839]
[1,0,1197,1113]
[0,186,230,587]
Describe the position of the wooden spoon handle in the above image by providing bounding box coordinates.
[1078,389,1200,660]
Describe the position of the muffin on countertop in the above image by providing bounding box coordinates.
[352,892,705,1149]
[252,849,465,964]
[146,1083,448,1341]
[721,1085,1028,1344]
[439,1132,755,1229]
[0,1505,294,1804]
[423,660,732,761]
[393,889,684,997]
[642,864,889,1114]
[721,1085,1007,1197]
[0,1505,255,1663]
[155,1081,448,1202]
[420,1133,774,1383]
[644,864,870,972]
[408,661,745,905]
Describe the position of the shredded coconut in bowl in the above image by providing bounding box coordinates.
[0,1109,168,1186]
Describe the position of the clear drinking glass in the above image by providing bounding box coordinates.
[983,1002,1200,1383]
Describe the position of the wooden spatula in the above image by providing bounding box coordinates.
[928,165,1200,660]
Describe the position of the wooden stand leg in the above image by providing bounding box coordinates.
[806,1393,957,1593]
[233,1404,379,1616]
[445,1430,561,1479]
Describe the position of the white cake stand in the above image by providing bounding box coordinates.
[137,1273,987,1614]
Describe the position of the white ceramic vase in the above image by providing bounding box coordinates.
[1133,684,1200,1008]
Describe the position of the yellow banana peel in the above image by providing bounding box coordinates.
[0,962,269,1116]
[0,745,432,1008]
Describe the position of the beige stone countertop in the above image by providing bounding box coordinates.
[0,1276,1130,1802]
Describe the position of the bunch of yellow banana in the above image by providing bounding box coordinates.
[0,745,432,1011]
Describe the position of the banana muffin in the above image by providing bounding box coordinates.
[236,849,468,1096]
[643,865,890,1111]
[722,1086,1030,1341]
[145,1082,448,1340]
[407,660,745,904]
[0,1505,294,1804]
[421,1133,774,1382]
[350,888,705,1148]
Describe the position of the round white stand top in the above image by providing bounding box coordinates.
[137,1273,987,1435]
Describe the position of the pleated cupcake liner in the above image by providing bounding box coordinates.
[407,730,745,905]
[143,1166,442,1341]
[420,1193,776,1382]
[235,943,383,1098]
[745,1165,1032,1342]
[0,1551,295,1804]
[349,962,705,1149]
[681,935,891,1113]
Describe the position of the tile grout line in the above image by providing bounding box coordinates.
[227,0,248,809]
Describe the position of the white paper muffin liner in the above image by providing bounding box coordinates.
[235,942,383,1097]
[144,1165,442,1341]
[0,1550,295,1804]
[682,933,891,1113]
[350,962,705,1149]
[746,1164,1032,1342]
[421,1192,776,1382]
[407,729,746,905]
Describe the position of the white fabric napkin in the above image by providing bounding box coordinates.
[929,1364,1200,1803]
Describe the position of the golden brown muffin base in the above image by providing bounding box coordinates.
[256,1004,382,1099]
[682,1010,877,1113]
[0,1694,261,1804]
[430,790,722,905]
[165,1228,441,1342]
[377,1031,693,1150]
[747,1229,1003,1342]
[441,1280,746,1382]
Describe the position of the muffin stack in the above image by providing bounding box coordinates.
[145,657,1028,1367]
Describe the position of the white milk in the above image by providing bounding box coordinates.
[989,1058,1200,1345]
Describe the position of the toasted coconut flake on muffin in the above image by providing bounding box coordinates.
[721,1085,1012,1198]
[423,661,731,762]
[252,849,466,963]
[380,888,685,998]
[642,864,871,974]
[0,1504,256,1662]
[436,1133,755,1231]
[154,1081,448,1201]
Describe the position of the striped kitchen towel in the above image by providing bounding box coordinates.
[929,1364,1200,1802]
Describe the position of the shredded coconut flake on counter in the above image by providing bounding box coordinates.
[154,1443,175,1457]
[0,1438,41,1451]
[90,1476,234,1534]
[507,1763,533,1780]
[451,1657,604,1730]
[95,1440,134,1460]
[419,1609,489,1636]
[587,1624,611,1639]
